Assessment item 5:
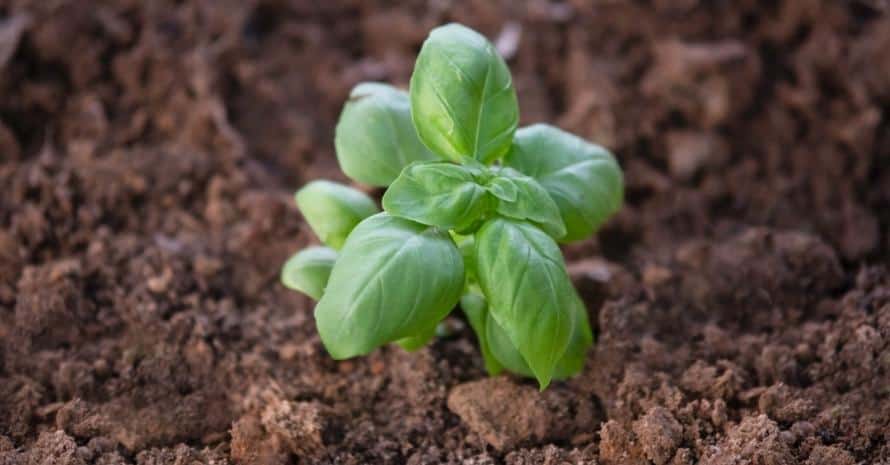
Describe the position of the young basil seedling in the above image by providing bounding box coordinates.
[281,22,624,389]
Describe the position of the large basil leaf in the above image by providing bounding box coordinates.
[505,124,623,242]
[335,83,437,186]
[382,162,493,231]
[410,23,519,164]
[461,289,503,375]
[474,217,576,388]
[280,246,337,300]
[314,213,465,359]
[295,180,379,250]
[492,168,566,240]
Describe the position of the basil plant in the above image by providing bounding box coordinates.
[281,23,623,388]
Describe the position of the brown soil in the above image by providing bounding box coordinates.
[1,1,888,464]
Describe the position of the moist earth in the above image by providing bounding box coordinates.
[1,1,888,464]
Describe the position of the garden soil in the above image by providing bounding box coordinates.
[1,1,888,464]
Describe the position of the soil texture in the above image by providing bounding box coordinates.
[1,1,888,464]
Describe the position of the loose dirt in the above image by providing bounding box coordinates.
[1,1,887,464]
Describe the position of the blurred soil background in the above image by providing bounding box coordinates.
[0,1,888,464]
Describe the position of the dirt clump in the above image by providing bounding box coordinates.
[804,445,856,465]
[632,407,684,465]
[260,399,330,458]
[699,415,795,465]
[447,377,601,451]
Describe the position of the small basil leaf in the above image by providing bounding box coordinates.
[460,289,503,375]
[382,162,493,231]
[295,180,379,249]
[315,213,465,359]
[475,217,576,389]
[280,246,337,300]
[395,323,439,352]
[505,124,624,242]
[485,177,518,202]
[410,23,519,164]
[335,83,437,186]
[493,169,567,240]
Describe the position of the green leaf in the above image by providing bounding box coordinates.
[485,177,518,202]
[485,311,533,377]
[474,217,576,389]
[335,83,437,186]
[505,124,624,242]
[484,288,592,380]
[382,162,494,231]
[280,246,338,300]
[492,168,567,240]
[410,23,519,164]
[395,323,439,352]
[314,213,465,359]
[552,291,594,379]
[452,232,478,284]
[295,180,379,250]
[460,289,503,375]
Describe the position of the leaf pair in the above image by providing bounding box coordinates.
[382,162,565,239]
[335,23,521,183]
[371,120,624,247]
[281,180,380,299]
